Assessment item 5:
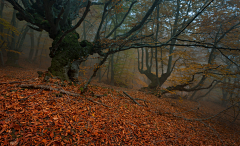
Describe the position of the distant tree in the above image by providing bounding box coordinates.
[28,28,34,61]
[137,0,200,89]
[1,0,32,67]
[5,8,18,66]
[0,16,19,66]
[187,0,240,99]
[137,0,240,96]
[33,31,42,62]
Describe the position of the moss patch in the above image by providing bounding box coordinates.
[48,32,94,82]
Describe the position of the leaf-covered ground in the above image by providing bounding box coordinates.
[0,63,239,145]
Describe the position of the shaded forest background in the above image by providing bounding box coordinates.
[0,0,240,145]
[1,0,239,104]
[1,0,150,88]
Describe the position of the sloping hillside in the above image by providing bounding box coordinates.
[0,62,239,145]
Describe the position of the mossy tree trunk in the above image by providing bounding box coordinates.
[48,31,93,82]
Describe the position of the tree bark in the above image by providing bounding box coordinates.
[48,31,93,82]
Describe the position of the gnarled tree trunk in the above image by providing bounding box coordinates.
[48,31,93,82]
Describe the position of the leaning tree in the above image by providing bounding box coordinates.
[6,0,160,84]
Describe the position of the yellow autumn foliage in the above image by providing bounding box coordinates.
[0,18,19,36]
[0,18,19,50]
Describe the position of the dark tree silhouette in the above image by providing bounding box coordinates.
[6,0,159,83]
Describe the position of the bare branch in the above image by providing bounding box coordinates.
[118,0,163,39]
[218,49,239,67]
[106,1,137,38]
[94,0,112,41]
[51,1,91,57]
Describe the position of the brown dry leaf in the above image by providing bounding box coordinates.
[50,132,54,138]
[53,115,59,120]
[10,140,18,146]
[42,139,48,143]
[0,65,240,145]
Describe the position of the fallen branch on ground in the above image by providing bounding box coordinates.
[0,78,37,85]
[123,91,150,107]
[18,84,111,108]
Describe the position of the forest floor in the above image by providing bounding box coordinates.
[0,60,240,145]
